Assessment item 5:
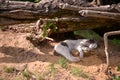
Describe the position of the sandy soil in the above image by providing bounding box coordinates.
[0,30,120,80]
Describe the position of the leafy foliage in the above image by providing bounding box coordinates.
[74,30,102,40]
[111,39,120,45]
[42,21,57,37]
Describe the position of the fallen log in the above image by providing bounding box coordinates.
[0,0,120,33]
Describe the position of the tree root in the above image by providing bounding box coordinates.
[103,30,120,73]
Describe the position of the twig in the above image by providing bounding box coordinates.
[104,30,120,73]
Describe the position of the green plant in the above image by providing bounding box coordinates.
[22,69,30,78]
[117,65,120,71]
[70,67,89,78]
[111,39,120,45]
[42,21,57,37]
[74,30,102,40]
[113,76,120,80]
[70,67,83,77]
[58,57,67,68]
[3,66,15,73]
[33,71,44,80]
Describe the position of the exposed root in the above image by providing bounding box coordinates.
[103,30,120,73]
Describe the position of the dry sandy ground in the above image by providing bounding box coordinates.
[0,30,120,80]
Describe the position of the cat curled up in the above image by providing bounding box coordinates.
[54,39,98,62]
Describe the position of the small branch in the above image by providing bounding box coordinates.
[79,10,120,20]
[104,30,120,73]
[59,3,113,11]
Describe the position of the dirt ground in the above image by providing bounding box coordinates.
[0,29,120,80]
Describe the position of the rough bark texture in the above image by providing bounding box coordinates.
[0,0,120,33]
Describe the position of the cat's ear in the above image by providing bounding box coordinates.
[88,39,95,43]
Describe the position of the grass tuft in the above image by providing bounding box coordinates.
[58,57,68,68]
[22,69,30,78]
[3,66,15,73]
[113,76,120,80]
[70,67,83,77]
[33,71,44,80]
[70,67,89,78]
[49,63,56,74]
[117,65,120,71]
